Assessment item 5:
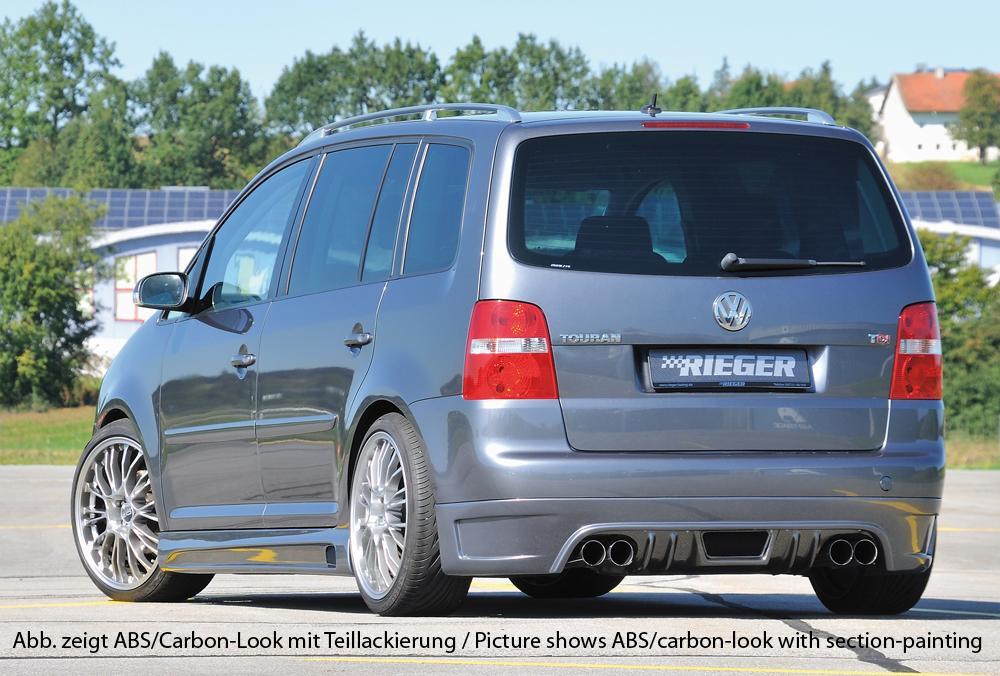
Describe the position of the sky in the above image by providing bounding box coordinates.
[5,0,1000,100]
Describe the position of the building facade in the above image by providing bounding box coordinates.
[874,68,1000,163]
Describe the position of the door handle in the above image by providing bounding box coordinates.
[344,332,373,348]
[230,353,256,368]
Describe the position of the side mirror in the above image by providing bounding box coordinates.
[134,272,188,310]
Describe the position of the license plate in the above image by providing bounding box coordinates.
[648,348,811,390]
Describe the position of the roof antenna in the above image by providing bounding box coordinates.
[640,93,662,117]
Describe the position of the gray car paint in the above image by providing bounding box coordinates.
[92,110,944,578]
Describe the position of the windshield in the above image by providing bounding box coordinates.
[508,131,911,276]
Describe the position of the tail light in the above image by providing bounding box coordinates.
[463,300,558,400]
[890,302,942,400]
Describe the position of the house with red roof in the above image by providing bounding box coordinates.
[874,67,1000,163]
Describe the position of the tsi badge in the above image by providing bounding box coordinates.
[713,291,752,331]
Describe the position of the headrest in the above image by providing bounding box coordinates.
[574,215,653,256]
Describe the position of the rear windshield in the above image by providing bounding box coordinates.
[508,132,911,275]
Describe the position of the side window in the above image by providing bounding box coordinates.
[403,144,470,275]
[362,144,417,282]
[637,183,687,262]
[200,159,311,308]
[288,145,392,295]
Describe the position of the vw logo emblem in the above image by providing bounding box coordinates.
[713,292,752,331]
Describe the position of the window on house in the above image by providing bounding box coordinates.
[115,251,157,321]
[177,246,199,272]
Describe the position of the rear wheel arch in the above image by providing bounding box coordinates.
[346,399,411,500]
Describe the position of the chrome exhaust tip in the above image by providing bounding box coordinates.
[828,538,854,566]
[853,538,878,566]
[580,539,607,566]
[607,539,635,567]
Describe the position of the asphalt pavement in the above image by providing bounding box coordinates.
[0,465,997,675]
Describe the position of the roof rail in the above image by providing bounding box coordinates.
[718,106,836,125]
[299,103,522,145]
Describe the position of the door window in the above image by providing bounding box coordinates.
[403,144,471,275]
[288,145,392,295]
[200,159,311,308]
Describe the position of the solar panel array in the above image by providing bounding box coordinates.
[0,187,241,229]
[900,191,1000,229]
[0,187,997,230]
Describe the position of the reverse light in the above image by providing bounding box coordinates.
[641,121,751,130]
[463,300,558,400]
[890,302,942,400]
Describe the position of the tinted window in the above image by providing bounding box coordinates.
[289,145,392,295]
[509,132,911,276]
[403,144,470,275]
[362,144,417,282]
[201,159,310,307]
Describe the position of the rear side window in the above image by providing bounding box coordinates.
[362,144,417,282]
[289,145,391,295]
[509,132,911,276]
[403,144,471,275]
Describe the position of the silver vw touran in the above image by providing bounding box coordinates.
[72,104,944,616]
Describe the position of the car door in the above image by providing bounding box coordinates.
[158,158,314,531]
[256,143,418,527]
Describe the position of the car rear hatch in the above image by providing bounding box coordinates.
[490,125,926,452]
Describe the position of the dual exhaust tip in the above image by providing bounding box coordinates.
[828,537,879,566]
[579,538,635,567]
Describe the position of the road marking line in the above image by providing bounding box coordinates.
[912,607,1000,619]
[0,600,115,609]
[300,656,982,675]
[0,524,70,530]
[938,527,1000,533]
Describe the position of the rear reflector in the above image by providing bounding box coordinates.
[463,300,558,400]
[641,121,751,129]
[890,302,942,400]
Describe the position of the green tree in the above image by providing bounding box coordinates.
[952,69,1000,165]
[723,66,786,109]
[0,196,107,407]
[661,75,705,112]
[10,138,62,186]
[59,78,140,189]
[584,59,663,110]
[918,230,1000,437]
[441,36,518,106]
[1,0,118,146]
[137,54,263,188]
[266,32,441,137]
[509,34,591,110]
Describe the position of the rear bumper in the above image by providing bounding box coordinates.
[409,396,944,576]
[435,495,939,576]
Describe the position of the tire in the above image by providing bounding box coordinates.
[510,569,625,599]
[71,419,213,602]
[349,413,470,615]
[809,566,931,615]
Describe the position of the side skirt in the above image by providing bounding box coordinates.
[158,527,351,576]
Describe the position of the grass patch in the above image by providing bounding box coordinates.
[947,435,1000,469]
[887,160,999,192]
[0,406,93,465]
[946,161,999,189]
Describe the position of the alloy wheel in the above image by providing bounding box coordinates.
[350,431,408,600]
[73,437,159,590]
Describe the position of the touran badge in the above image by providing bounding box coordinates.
[713,292,752,331]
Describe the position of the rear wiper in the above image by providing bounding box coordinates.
[720,252,866,272]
